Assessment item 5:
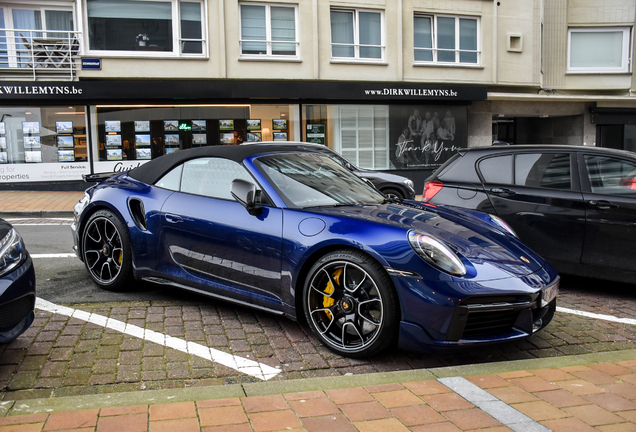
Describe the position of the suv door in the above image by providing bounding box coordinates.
[580,153,636,271]
[478,152,586,264]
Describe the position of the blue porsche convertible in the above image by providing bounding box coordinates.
[72,144,558,357]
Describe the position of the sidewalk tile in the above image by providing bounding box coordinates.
[536,389,589,407]
[590,363,634,376]
[283,390,326,401]
[326,387,374,404]
[403,380,452,396]
[508,376,560,392]
[595,423,636,432]
[601,382,636,400]
[242,395,288,413]
[618,410,636,422]
[423,393,473,412]
[248,409,302,432]
[96,413,147,432]
[338,401,392,422]
[149,418,200,432]
[584,393,636,412]
[391,404,446,427]
[287,398,339,417]
[530,368,577,382]
[43,409,99,430]
[197,398,242,408]
[570,369,619,385]
[558,379,605,395]
[148,401,196,421]
[0,414,48,426]
[497,370,533,379]
[541,417,598,432]
[410,421,462,432]
[201,424,253,432]
[354,417,410,432]
[300,414,357,432]
[364,383,404,393]
[563,404,627,426]
[372,389,424,408]
[198,406,248,427]
[488,385,539,403]
[0,424,47,432]
[466,375,511,389]
[100,405,148,416]
[512,401,570,421]
[443,408,502,430]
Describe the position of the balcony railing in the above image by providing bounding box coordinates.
[0,29,82,80]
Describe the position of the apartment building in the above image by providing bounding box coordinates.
[0,0,633,190]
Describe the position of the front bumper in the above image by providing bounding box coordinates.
[390,266,559,352]
[0,255,36,343]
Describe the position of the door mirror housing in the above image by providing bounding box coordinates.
[231,179,262,216]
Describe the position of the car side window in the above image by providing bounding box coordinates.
[479,155,513,184]
[155,165,183,191]
[584,155,636,195]
[515,153,571,190]
[180,157,257,200]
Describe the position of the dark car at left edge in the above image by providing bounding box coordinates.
[71,144,558,357]
[0,219,36,343]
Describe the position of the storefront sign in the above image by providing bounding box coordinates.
[93,160,149,174]
[81,58,102,70]
[306,123,326,145]
[0,162,89,183]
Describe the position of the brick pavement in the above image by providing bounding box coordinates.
[0,357,635,431]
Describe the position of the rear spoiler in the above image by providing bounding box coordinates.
[82,172,118,182]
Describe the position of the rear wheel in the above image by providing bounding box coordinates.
[82,209,133,291]
[303,250,398,357]
[382,188,404,200]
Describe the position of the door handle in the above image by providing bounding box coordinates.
[588,200,619,210]
[490,187,516,196]
[165,214,184,223]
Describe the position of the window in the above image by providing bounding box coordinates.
[239,3,297,57]
[330,9,383,61]
[180,158,256,200]
[568,27,630,73]
[0,5,74,68]
[86,0,205,55]
[515,153,571,190]
[414,14,479,65]
[585,155,636,195]
[337,105,389,169]
[479,155,512,184]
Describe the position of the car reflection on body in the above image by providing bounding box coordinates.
[71,144,558,357]
[0,219,36,343]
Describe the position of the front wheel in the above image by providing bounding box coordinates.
[303,250,398,358]
[82,209,134,291]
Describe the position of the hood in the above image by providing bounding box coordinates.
[312,202,545,278]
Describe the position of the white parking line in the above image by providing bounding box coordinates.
[557,306,636,326]
[35,298,282,381]
[438,377,551,432]
[31,253,76,259]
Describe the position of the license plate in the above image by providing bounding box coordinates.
[541,279,559,307]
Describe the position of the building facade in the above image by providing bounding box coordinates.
[0,0,634,191]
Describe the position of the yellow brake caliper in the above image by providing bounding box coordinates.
[323,268,341,320]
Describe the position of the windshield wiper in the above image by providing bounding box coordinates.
[382,197,403,204]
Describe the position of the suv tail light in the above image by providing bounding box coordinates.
[422,181,443,202]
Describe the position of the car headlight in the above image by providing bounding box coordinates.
[74,193,90,218]
[408,231,466,276]
[0,228,26,277]
[404,179,415,191]
[488,215,517,237]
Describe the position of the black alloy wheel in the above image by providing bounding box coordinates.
[304,250,398,357]
[82,209,133,291]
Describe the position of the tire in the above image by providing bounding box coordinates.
[303,250,398,357]
[82,209,134,291]
[382,188,404,200]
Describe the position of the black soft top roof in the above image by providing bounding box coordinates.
[127,143,310,185]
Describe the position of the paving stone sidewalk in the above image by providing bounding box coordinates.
[0,356,635,431]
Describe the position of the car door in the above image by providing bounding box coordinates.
[478,151,586,264]
[158,157,284,302]
[580,153,636,271]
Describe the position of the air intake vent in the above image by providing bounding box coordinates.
[0,295,34,330]
[128,198,147,231]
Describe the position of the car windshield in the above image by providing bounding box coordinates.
[254,153,385,208]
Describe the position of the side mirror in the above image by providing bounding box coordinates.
[231,179,262,216]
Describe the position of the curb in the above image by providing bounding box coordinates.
[0,211,75,219]
[3,349,635,417]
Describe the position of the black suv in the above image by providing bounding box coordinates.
[424,145,636,284]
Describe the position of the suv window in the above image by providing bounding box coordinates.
[479,155,512,184]
[515,153,571,189]
[585,155,636,195]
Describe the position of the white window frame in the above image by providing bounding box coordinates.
[335,105,390,170]
[413,14,480,66]
[81,0,207,58]
[238,2,299,59]
[567,27,631,73]
[330,8,385,62]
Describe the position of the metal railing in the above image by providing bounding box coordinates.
[0,29,82,80]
